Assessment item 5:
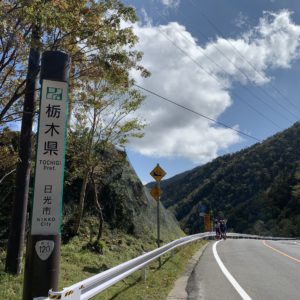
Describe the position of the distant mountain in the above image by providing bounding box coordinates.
[153,123,300,237]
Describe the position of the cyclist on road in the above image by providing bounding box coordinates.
[215,214,227,239]
[214,216,221,239]
[219,219,227,239]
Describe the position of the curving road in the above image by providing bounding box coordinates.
[187,239,300,300]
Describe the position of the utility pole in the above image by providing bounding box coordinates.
[23,51,70,300]
[5,25,41,274]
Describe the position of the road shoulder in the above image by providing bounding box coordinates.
[167,242,209,300]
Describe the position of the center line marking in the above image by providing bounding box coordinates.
[262,240,300,263]
[213,241,252,300]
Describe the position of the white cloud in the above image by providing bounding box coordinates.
[140,8,152,26]
[127,10,300,163]
[234,12,248,28]
[161,0,180,8]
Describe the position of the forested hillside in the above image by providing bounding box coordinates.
[157,122,300,237]
[62,148,183,242]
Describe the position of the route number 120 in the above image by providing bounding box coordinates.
[35,240,55,261]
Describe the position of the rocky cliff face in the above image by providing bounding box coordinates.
[96,158,183,240]
[62,152,183,241]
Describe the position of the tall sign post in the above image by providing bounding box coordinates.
[150,164,166,268]
[204,213,211,232]
[23,51,70,300]
[210,210,214,233]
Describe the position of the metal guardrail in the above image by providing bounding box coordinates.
[38,232,295,300]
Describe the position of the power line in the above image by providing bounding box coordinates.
[192,26,298,121]
[158,27,294,125]
[189,0,300,115]
[125,0,287,132]
[124,0,286,129]
[154,6,297,124]
[134,83,262,143]
[158,29,283,130]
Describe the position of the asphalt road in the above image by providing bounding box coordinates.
[187,239,300,300]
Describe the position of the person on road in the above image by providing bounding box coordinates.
[215,217,221,239]
[215,215,227,239]
[219,219,227,239]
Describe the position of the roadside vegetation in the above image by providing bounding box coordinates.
[0,221,206,300]
[0,0,150,277]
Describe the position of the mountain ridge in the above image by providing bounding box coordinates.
[154,122,300,236]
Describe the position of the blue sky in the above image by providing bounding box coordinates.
[122,0,300,184]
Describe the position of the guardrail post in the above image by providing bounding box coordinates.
[171,249,175,257]
[48,287,81,300]
[140,251,147,282]
[141,267,147,282]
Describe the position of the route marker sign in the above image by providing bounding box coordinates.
[150,164,166,182]
[150,186,162,200]
[35,240,55,261]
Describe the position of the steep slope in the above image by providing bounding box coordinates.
[157,123,300,236]
[0,142,183,245]
[94,157,183,240]
[61,150,183,242]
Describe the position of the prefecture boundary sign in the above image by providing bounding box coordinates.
[31,79,68,235]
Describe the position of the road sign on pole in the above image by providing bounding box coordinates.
[150,164,166,182]
[150,164,166,268]
[150,186,162,200]
[23,51,70,300]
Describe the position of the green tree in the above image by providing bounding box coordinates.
[292,163,300,199]
[2,0,149,274]
[0,0,148,124]
[68,80,146,236]
[0,128,18,185]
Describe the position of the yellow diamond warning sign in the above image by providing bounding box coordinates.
[150,186,162,200]
[150,164,166,182]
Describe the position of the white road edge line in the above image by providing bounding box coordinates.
[212,241,252,300]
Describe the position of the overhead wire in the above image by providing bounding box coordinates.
[153,6,296,125]
[123,0,287,137]
[189,0,300,115]
[157,29,283,130]
[188,23,298,121]
[134,83,261,142]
